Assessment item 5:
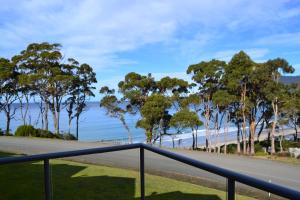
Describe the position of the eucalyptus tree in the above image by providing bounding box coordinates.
[118,72,159,143]
[118,72,157,114]
[263,58,294,154]
[187,59,226,152]
[12,42,63,131]
[170,108,202,149]
[64,59,97,139]
[212,90,236,154]
[0,58,18,135]
[224,51,254,154]
[16,71,35,125]
[100,86,132,143]
[281,84,300,141]
[156,76,189,144]
[157,76,189,110]
[71,62,97,139]
[136,94,171,143]
[180,93,202,148]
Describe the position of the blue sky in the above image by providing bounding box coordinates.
[1,0,300,99]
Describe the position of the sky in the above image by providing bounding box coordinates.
[1,0,300,99]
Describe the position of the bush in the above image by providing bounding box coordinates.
[61,133,77,140]
[254,142,265,153]
[15,125,38,137]
[282,140,300,149]
[226,144,237,154]
[36,129,55,138]
[0,128,3,135]
[14,125,76,140]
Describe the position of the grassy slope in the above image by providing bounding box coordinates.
[0,152,254,200]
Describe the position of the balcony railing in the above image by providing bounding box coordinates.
[0,143,299,200]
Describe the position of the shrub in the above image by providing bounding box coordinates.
[226,144,237,154]
[61,133,77,140]
[15,125,38,137]
[0,128,3,135]
[36,129,55,138]
[282,140,300,149]
[254,142,265,153]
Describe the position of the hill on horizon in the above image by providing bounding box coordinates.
[280,75,300,85]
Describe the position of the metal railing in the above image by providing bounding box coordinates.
[0,143,299,200]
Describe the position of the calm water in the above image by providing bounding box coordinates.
[0,102,241,148]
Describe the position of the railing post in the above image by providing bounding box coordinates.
[227,178,235,200]
[140,147,145,200]
[44,159,52,200]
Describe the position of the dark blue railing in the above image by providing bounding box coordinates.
[0,143,299,200]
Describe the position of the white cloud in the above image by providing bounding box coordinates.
[1,0,297,60]
[255,32,300,46]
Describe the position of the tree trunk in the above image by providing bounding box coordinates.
[237,123,241,154]
[192,131,195,150]
[205,103,211,152]
[5,109,11,135]
[57,110,60,134]
[271,101,277,155]
[195,129,198,149]
[76,115,79,140]
[294,127,298,141]
[44,103,49,131]
[224,113,229,155]
[241,84,247,155]
[120,116,132,144]
[242,116,247,154]
[250,118,256,155]
[68,117,72,134]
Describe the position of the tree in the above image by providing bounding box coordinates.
[180,93,202,148]
[170,109,203,149]
[282,84,300,141]
[118,72,156,114]
[187,59,226,152]
[137,94,171,143]
[13,42,63,132]
[100,86,132,143]
[263,58,294,154]
[0,58,18,135]
[212,90,236,154]
[71,62,97,139]
[224,51,254,154]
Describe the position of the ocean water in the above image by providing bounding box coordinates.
[0,102,241,148]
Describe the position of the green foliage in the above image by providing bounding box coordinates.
[15,125,38,137]
[282,140,300,149]
[137,94,172,142]
[60,133,77,140]
[36,129,55,138]
[170,109,202,133]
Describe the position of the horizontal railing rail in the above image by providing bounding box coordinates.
[0,143,299,200]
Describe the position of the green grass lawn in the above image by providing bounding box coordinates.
[0,152,254,200]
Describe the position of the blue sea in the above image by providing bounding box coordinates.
[0,102,241,148]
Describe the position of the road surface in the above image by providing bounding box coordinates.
[0,136,299,195]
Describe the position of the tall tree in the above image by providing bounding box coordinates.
[170,109,203,149]
[0,58,18,135]
[187,59,226,152]
[100,86,132,143]
[282,84,300,141]
[264,58,294,154]
[212,90,236,154]
[13,42,63,132]
[224,51,254,154]
[180,93,202,148]
[136,94,171,143]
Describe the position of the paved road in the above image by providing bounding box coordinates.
[0,136,299,193]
